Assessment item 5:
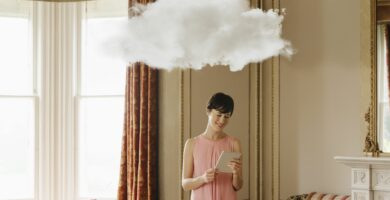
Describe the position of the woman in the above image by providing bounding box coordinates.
[182,92,243,200]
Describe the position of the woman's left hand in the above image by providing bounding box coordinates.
[228,158,242,176]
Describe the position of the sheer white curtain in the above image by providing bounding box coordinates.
[33,2,81,200]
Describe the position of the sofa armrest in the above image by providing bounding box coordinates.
[306,192,350,200]
[286,192,351,200]
[286,194,308,200]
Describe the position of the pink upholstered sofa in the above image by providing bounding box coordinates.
[286,192,351,200]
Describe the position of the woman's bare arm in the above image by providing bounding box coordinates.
[230,138,243,190]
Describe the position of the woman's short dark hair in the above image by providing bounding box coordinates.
[207,92,234,115]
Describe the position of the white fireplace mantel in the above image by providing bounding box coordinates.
[335,156,390,200]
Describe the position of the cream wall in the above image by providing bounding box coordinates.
[280,0,364,199]
[159,0,365,199]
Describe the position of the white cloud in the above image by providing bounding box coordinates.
[104,0,292,71]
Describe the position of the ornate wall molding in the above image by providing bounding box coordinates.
[373,169,390,191]
[352,169,370,189]
[374,191,390,200]
[361,0,380,157]
[352,190,371,200]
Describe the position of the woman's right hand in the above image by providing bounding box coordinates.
[201,168,216,183]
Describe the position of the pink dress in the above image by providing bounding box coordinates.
[191,135,237,200]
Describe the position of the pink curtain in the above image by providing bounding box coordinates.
[117,61,158,200]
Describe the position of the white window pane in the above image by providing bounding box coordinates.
[384,62,389,102]
[78,97,124,198]
[81,18,127,96]
[380,103,390,152]
[378,102,390,152]
[384,104,390,138]
[0,17,32,95]
[0,98,35,199]
[382,33,388,102]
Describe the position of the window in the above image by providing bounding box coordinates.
[77,16,127,199]
[0,1,127,199]
[77,2,127,199]
[0,4,35,199]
